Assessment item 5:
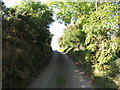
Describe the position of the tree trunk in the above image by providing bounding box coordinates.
[95,0,98,11]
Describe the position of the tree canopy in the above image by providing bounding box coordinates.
[55,1,120,86]
[2,0,54,87]
[3,0,54,46]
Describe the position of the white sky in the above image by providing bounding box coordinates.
[49,21,65,50]
[3,0,65,50]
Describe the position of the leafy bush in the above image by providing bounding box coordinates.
[2,0,54,88]
[56,2,120,88]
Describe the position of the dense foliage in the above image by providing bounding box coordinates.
[2,0,54,87]
[2,0,120,88]
[53,2,120,88]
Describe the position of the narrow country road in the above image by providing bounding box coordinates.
[28,51,96,88]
